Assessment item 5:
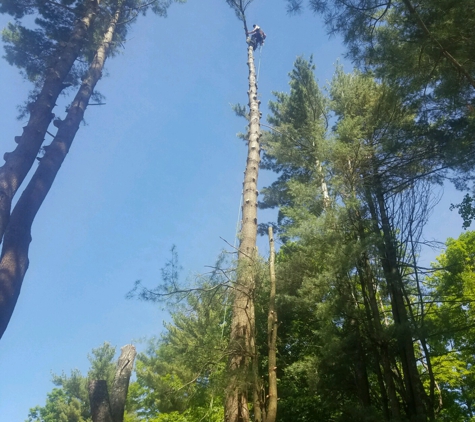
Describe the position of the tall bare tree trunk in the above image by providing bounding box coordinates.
[225,39,261,422]
[0,1,122,339]
[266,227,278,422]
[0,0,100,242]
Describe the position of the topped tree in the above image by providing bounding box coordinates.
[224,1,266,421]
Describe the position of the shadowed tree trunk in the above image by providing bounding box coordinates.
[89,380,114,422]
[0,0,123,339]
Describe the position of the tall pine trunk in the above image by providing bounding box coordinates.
[0,0,100,242]
[0,0,123,339]
[266,227,278,422]
[225,40,261,422]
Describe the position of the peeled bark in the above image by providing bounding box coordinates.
[225,37,261,422]
[0,0,100,242]
[110,345,137,422]
[266,227,278,422]
[316,159,330,208]
[0,1,122,340]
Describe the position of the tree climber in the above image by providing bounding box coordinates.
[247,24,266,50]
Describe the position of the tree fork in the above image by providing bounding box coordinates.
[0,0,100,243]
[89,344,137,422]
[0,0,122,340]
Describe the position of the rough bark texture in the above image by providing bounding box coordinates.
[225,41,261,422]
[0,0,100,242]
[0,2,121,340]
[89,380,113,422]
[89,345,136,422]
[266,227,278,422]
[110,345,137,422]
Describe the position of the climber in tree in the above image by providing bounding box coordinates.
[247,24,266,50]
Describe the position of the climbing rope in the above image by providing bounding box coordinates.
[221,190,243,337]
[234,190,243,249]
[256,43,263,83]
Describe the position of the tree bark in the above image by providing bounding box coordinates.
[0,0,100,243]
[225,37,261,422]
[110,344,137,422]
[368,180,428,421]
[316,159,330,208]
[359,250,401,419]
[0,1,122,340]
[266,227,278,422]
[89,344,136,422]
[89,380,114,422]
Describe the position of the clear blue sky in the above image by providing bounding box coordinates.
[0,0,466,420]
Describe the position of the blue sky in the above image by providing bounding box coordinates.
[0,0,466,420]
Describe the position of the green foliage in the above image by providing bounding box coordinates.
[126,251,231,421]
[26,342,117,422]
[225,0,254,23]
[128,288,228,421]
[451,194,475,229]
[426,231,475,420]
[288,0,475,212]
[259,56,444,420]
[1,0,183,116]
[27,388,88,422]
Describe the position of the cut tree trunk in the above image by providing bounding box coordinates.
[89,380,113,422]
[0,1,122,340]
[89,344,137,422]
[0,0,100,242]
[110,344,137,422]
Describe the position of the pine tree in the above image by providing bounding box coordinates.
[261,58,443,420]
[0,0,183,339]
[27,343,136,422]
